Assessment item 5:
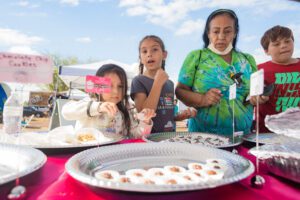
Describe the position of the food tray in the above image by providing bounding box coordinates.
[243,133,298,145]
[143,132,242,148]
[249,142,300,183]
[66,142,254,192]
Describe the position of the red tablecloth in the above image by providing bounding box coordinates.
[1,139,300,200]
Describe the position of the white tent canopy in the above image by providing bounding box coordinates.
[59,59,139,90]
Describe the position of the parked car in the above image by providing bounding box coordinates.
[23,106,46,118]
[32,106,49,113]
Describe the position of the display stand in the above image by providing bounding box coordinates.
[48,99,76,130]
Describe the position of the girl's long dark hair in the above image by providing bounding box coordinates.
[138,35,166,74]
[202,9,239,49]
[94,64,130,135]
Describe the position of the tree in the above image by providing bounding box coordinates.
[42,54,80,92]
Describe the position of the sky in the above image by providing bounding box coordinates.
[0,0,300,83]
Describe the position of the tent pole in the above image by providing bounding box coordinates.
[68,82,72,98]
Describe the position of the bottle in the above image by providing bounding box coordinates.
[3,92,23,135]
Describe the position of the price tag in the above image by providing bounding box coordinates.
[0,52,53,83]
[250,69,264,96]
[229,83,236,100]
[85,75,111,93]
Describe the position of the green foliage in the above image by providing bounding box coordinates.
[50,54,79,67]
[43,54,80,92]
[45,68,69,92]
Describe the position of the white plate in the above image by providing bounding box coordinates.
[0,143,46,185]
[66,143,254,193]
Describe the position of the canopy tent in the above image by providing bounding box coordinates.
[59,59,139,91]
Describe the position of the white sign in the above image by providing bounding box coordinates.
[250,69,264,96]
[0,52,53,84]
[229,83,236,100]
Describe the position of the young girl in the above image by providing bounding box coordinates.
[130,35,196,133]
[62,64,155,139]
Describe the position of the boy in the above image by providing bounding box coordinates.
[252,25,300,133]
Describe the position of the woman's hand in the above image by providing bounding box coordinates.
[98,102,119,116]
[250,95,269,105]
[202,88,222,107]
[137,108,156,124]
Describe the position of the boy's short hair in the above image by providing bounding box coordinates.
[261,25,294,50]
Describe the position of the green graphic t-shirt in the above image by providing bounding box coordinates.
[178,48,257,136]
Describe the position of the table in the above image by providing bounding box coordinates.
[1,139,299,200]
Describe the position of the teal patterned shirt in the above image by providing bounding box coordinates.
[178,48,257,136]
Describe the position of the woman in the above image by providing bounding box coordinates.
[175,9,257,136]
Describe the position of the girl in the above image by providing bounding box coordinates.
[62,64,155,139]
[130,35,196,133]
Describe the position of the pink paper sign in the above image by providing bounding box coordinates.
[0,52,53,84]
[85,75,111,93]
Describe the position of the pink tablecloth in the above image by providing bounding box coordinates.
[1,139,300,200]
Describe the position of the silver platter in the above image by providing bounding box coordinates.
[143,132,242,148]
[66,142,254,193]
[0,143,47,185]
[31,135,124,149]
[243,133,298,145]
[0,132,124,150]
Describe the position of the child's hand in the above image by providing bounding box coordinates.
[189,107,197,118]
[137,108,156,125]
[176,107,197,121]
[98,102,118,116]
[250,95,269,105]
[154,69,169,86]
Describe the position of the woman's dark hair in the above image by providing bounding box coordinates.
[202,9,239,48]
[94,63,131,135]
[138,35,166,74]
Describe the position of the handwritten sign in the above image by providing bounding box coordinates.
[250,69,264,96]
[85,75,111,93]
[0,52,53,84]
[229,83,236,100]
